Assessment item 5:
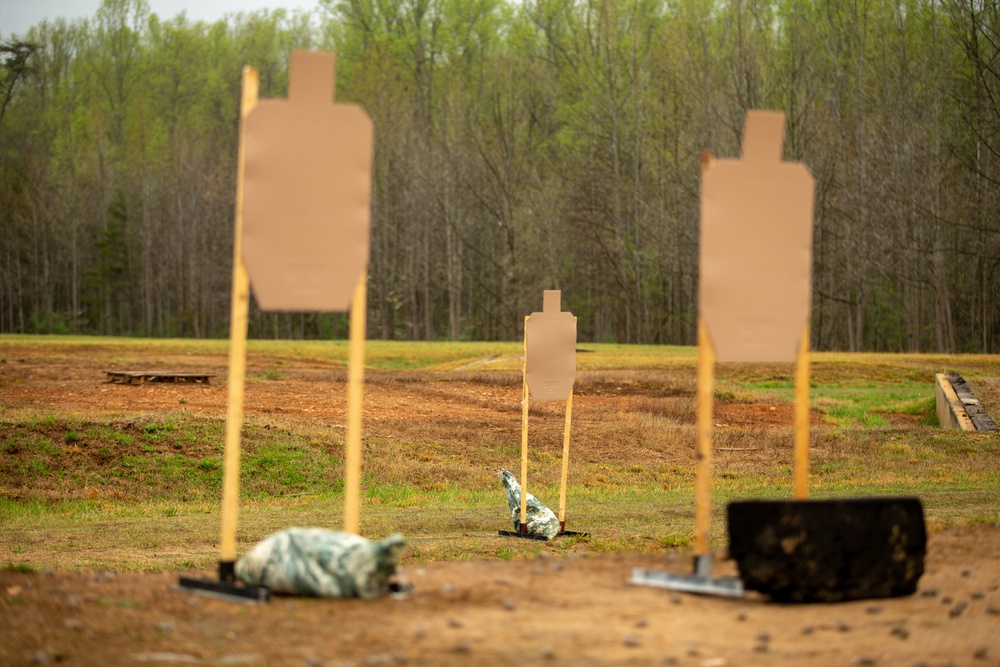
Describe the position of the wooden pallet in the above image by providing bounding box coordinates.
[105,371,214,385]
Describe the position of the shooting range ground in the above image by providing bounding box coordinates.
[1,337,998,666]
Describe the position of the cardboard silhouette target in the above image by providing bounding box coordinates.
[699,110,814,362]
[242,50,373,312]
[180,52,374,602]
[699,116,924,602]
[635,111,921,603]
[525,290,577,401]
[632,110,814,598]
[500,291,587,539]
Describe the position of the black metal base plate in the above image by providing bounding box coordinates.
[497,530,590,540]
[178,576,270,602]
[498,530,550,541]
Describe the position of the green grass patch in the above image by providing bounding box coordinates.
[739,380,937,427]
[4,562,37,573]
[0,414,345,502]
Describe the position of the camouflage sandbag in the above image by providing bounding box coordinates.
[499,469,560,539]
[235,528,405,599]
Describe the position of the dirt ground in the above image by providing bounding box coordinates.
[2,526,998,667]
[1,345,998,666]
[0,347,815,431]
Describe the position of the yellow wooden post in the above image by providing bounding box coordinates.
[695,318,715,556]
[219,66,259,566]
[520,317,530,532]
[557,390,574,528]
[343,272,368,535]
[793,321,810,500]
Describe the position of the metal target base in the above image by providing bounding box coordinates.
[498,529,591,541]
[178,560,270,603]
[630,555,744,598]
[498,530,551,541]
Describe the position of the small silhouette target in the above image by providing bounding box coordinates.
[525,291,577,402]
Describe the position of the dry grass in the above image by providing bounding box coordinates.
[1,337,998,572]
[974,376,1000,422]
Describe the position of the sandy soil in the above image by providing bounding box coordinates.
[2,525,998,667]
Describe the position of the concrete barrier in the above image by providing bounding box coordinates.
[936,372,976,431]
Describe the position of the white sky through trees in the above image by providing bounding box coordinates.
[1,0,316,37]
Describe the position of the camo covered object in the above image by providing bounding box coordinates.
[235,528,405,599]
[499,469,560,539]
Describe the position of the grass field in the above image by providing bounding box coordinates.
[1,336,998,572]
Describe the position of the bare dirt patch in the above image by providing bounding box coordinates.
[0,346,818,431]
[2,525,998,667]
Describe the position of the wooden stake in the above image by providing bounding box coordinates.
[343,272,367,535]
[520,316,529,531]
[219,66,259,564]
[793,321,810,500]
[557,390,574,525]
[693,150,717,558]
[695,318,715,556]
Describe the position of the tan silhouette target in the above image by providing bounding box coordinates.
[699,110,814,362]
[630,111,816,596]
[509,290,582,538]
[241,50,373,311]
[525,290,577,402]
[212,54,373,590]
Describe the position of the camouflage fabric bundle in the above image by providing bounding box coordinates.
[499,469,560,539]
[235,528,405,599]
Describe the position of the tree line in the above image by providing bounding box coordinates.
[1,0,998,351]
